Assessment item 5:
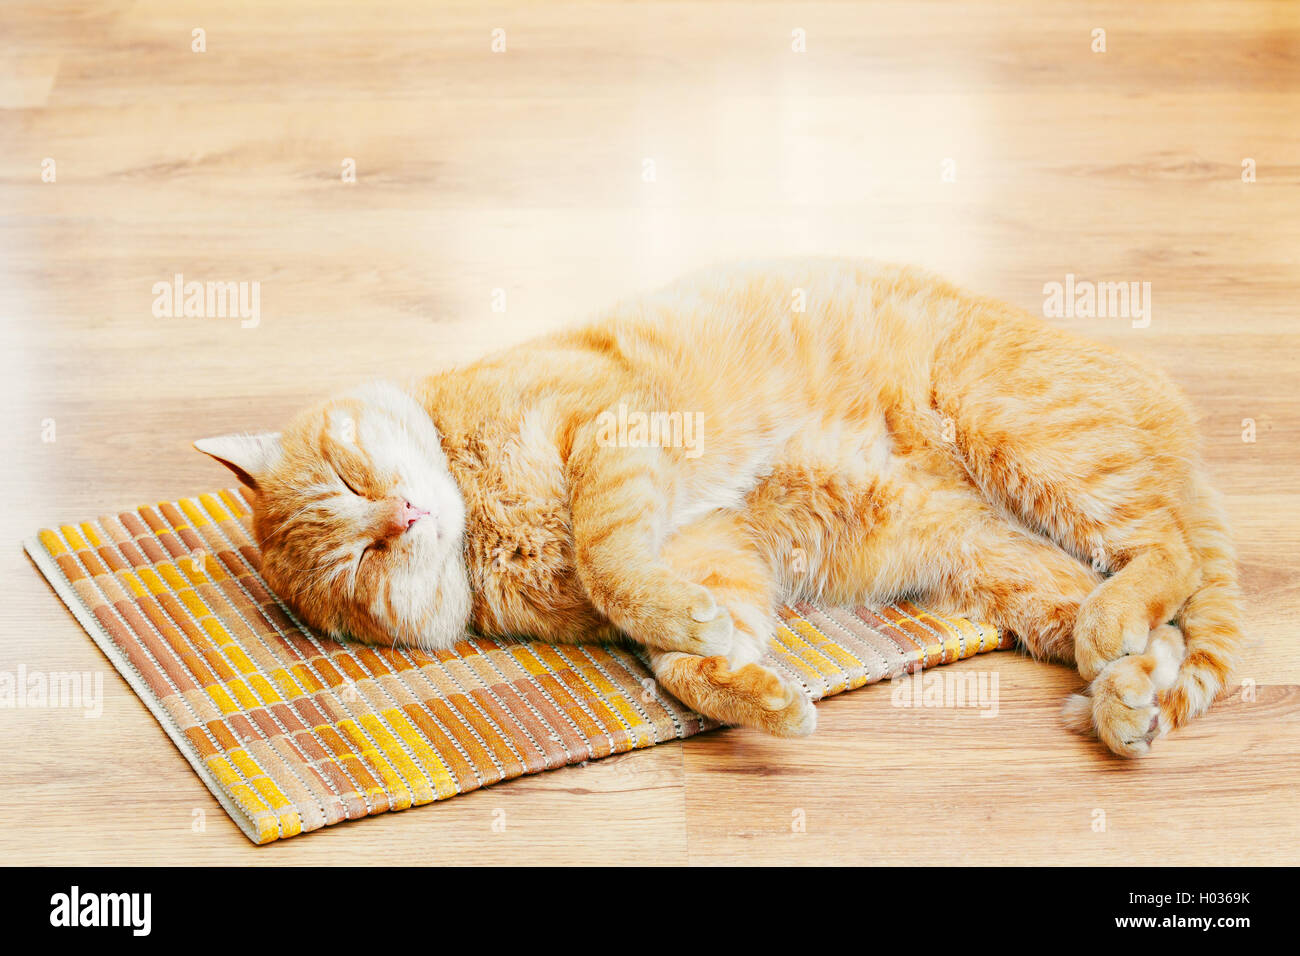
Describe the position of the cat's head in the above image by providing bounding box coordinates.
[194,381,471,650]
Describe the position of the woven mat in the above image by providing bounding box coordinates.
[25,488,1011,844]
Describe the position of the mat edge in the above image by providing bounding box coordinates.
[23,535,268,847]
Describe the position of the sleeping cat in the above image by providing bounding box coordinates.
[195,260,1243,756]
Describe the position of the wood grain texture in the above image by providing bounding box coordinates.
[2,0,1297,864]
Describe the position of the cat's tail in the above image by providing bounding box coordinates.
[1160,475,1246,732]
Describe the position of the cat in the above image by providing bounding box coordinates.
[195,259,1243,756]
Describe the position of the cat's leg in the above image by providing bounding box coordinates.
[886,497,1185,754]
[1059,524,1201,756]
[900,500,1105,665]
[931,311,1200,679]
[1070,525,1197,681]
[746,461,1102,663]
[568,441,815,735]
[940,411,1200,684]
[931,314,1229,754]
[648,511,816,736]
[567,442,739,661]
[924,503,1195,755]
[657,510,777,667]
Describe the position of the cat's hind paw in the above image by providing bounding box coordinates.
[1062,624,1185,757]
[1072,597,1151,682]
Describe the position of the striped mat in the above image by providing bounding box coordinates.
[25,488,1011,845]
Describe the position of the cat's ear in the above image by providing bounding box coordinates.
[193,433,283,492]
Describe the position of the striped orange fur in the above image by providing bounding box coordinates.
[196,260,1244,755]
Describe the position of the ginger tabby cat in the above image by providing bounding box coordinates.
[196,260,1243,756]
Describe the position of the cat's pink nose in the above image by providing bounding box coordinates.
[399,500,430,529]
[385,499,430,536]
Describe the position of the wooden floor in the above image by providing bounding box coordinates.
[2,1,1298,865]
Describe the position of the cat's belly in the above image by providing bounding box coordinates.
[463,410,916,641]
[740,417,958,606]
[670,413,897,529]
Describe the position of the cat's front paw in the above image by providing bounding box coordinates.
[679,591,778,670]
[655,653,816,737]
[663,584,737,659]
[621,582,772,668]
[751,667,817,737]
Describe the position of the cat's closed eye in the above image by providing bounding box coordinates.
[337,470,366,497]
